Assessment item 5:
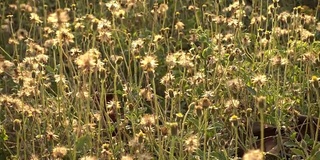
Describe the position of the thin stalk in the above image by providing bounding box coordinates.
[203,109,208,159]
[169,136,177,160]
[259,107,264,152]
[179,102,195,158]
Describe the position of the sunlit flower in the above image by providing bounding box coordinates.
[243,149,264,160]
[98,31,112,43]
[54,74,66,84]
[52,146,68,158]
[16,29,28,41]
[165,54,178,68]
[97,18,112,31]
[80,156,97,160]
[106,100,121,109]
[184,135,199,153]
[75,48,102,73]
[140,114,156,127]
[43,27,54,38]
[165,89,178,99]
[131,38,144,50]
[121,155,134,160]
[188,5,199,11]
[106,1,121,13]
[69,47,82,57]
[299,28,314,41]
[47,9,70,27]
[226,78,244,93]
[56,27,74,45]
[8,37,19,45]
[140,55,158,73]
[250,15,266,25]
[125,0,137,10]
[26,41,45,55]
[30,154,39,160]
[212,15,227,24]
[175,21,185,31]
[157,3,169,15]
[30,13,42,24]
[19,3,33,12]
[252,74,267,86]
[114,9,126,19]
[139,86,153,101]
[189,72,205,85]
[0,60,14,74]
[44,39,59,47]
[225,99,240,109]
[160,72,175,86]
[175,51,194,68]
[270,55,281,66]
[277,11,291,23]
[153,34,163,42]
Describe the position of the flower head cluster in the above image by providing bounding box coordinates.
[75,48,104,73]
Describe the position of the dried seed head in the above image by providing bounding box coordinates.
[200,97,211,109]
[167,122,178,136]
[160,126,168,136]
[256,96,266,109]
[13,119,22,131]
[126,102,134,111]
[246,108,253,117]
[194,104,203,116]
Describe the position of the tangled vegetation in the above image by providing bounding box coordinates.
[1,0,320,159]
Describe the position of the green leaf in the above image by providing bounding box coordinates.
[211,151,228,160]
[0,126,8,142]
[284,141,298,148]
[202,46,213,59]
[246,85,257,95]
[290,148,305,157]
[75,134,92,153]
[45,65,55,74]
[310,150,320,160]
[310,143,320,157]
[301,139,308,149]
[289,132,297,140]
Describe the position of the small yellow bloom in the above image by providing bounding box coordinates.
[229,115,239,122]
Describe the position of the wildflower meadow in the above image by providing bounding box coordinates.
[1,0,320,159]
